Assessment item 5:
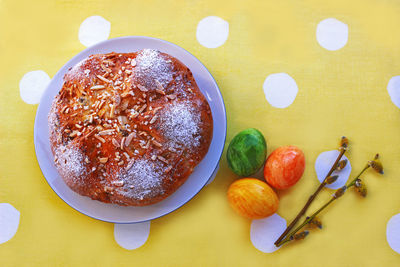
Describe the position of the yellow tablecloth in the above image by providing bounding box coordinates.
[1,0,400,266]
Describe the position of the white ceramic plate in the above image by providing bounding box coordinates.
[34,36,226,224]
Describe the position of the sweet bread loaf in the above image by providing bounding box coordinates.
[48,49,213,206]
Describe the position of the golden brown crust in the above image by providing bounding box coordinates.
[48,49,213,206]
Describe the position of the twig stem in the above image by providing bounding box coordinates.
[274,148,346,246]
[347,165,370,188]
[276,164,371,247]
[278,198,336,246]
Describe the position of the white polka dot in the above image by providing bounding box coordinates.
[79,16,111,47]
[387,213,400,254]
[114,221,150,250]
[263,73,298,108]
[19,70,51,104]
[196,16,229,48]
[387,76,400,108]
[315,150,351,190]
[250,213,286,253]
[0,203,20,244]
[316,18,348,51]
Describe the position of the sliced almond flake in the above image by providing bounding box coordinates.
[129,111,139,119]
[117,161,124,166]
[138,104,147,113]
[166,94,177,100]
[69,130,79,137]
[61,106,69,113]
[125,132,135,146]
[114,94,121,106]
[84,128,96,138]
[155,80,164,91]
[165,166,173,173]
[75,124,82,129]
[152,140,162,147]
[94,134,106,143]
[157,155,168,164]
[126,160,134,170]
[98,110,106,118]
[149,115,158,124]
[103,59,115,66]
[96,75,111,83]
[98,101,105,110]
[131,59,137,67]
[121,137,126,150]
[117,115,127,125]
[90,85,105,90]
[112,138,120,148]
[98,129,115,135]
[112,74,120,81]
[156,89,166,95]
[137,84,149,92]
[100,64,112,73]
[152,107,162,113]
[99,157,108,163]
[109,104,115,118]
[112,180,124,187]
[120,91,130,98]
[122,152,130,159]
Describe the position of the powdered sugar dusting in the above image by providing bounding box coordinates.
[117,159,163,200]
[48,106,59,136]
[55,144,86,184]
[160,102,201,148]
[134,49,173,89]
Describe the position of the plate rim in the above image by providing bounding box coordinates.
[33,36,227,224]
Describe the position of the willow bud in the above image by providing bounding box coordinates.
[326,175,339,184]
[307,216,323,229]
[354,179,367,197]
[333,186,347,199]
[336,159,348,171]
[291,231,309,241]
[368,154,383,174]
[340,136,349,150]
